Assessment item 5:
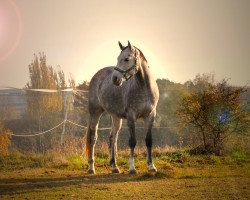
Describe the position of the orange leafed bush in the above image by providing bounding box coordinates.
[0,123,12,155]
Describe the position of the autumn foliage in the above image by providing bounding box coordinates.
[0,123,12,155]
[178,74,249,155]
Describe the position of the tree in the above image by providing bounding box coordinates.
[178,74,249,155]
[24,53,72,152]
[26,53,65,118]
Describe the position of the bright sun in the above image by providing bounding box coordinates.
[75,40,167,84]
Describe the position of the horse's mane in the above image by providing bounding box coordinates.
[136,47,148,63]
[122,46,148,63]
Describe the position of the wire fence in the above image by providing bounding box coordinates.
[10,119,172,137]
[1,85,171,138]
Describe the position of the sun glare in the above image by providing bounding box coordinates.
[76,40,167,84]
[0,0,22,63]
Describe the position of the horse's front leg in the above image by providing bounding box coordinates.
[127,117,137,174]
[86,112,102,174]
[144,111,157,172]
[109,116,122,173]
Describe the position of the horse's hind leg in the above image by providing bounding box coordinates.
[109,116,122,173]
[144,111,157,172]
[86,110,103,174]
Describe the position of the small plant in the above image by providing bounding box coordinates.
[187,145,213,155]
[209,155,221,165]
[232,150,248,163]
[167,151,189,163]
[67,155,87,170]
[181,175,195,179]
[137,171,169,180]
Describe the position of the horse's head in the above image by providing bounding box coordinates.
[112,41,141,86]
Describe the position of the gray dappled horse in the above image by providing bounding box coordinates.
[86,41,159,174]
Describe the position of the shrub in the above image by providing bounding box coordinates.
[0,123,12,156]
[177,74,249,155]
[187,145,213,155]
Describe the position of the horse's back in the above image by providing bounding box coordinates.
[88,67,113,115]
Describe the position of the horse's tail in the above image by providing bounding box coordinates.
[85,123,91,158]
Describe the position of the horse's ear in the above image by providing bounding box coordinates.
[118,41,125,51]
[128,41,132,50]
[128,41,135,51]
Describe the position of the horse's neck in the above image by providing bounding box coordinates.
[135,60,154,90]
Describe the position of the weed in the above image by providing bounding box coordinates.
[180,175,195,179]
[232,150,248,163]
[137,171,169,180]
[208,155,222,165]
[67,155,87,170]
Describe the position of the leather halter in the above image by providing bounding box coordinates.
[114,54,139,81]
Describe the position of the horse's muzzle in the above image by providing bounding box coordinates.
[112,75,122,86]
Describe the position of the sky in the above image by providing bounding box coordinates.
[0,0,250,87]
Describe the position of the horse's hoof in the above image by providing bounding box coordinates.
[87,169,95,174]
[112,168,120,174]
[148,168,157,172]
[129,169,138,175]
[148,164,157,172]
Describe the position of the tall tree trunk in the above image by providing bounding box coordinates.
[213,130,221,156]
[200,126,207,150]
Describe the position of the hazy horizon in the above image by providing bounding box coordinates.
[0,0,250,87]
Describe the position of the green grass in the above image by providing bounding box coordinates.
[0,150,249,199]
[232,150,249,163]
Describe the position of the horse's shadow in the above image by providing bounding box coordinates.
[0,173,159,196]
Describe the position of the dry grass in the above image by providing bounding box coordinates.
[49,135,86,156]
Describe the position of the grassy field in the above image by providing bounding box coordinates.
[0,149,249,199]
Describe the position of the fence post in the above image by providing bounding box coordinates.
[61,94,69,145]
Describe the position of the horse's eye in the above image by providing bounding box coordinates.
[125,58,129,62]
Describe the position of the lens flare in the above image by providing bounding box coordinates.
[0,0,22,62]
